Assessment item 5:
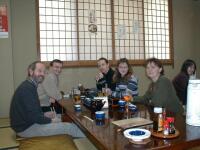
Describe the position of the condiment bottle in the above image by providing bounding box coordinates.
[162,107,166,122]
[158,113,163,132]
[153,107,163,132]
[104,83,109,96]
[102,83,108,96]
[167,117,175,134]
[163,120,169,135]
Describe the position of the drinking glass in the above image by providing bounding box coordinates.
[123,91,133,119]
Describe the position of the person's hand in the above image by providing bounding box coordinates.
[51,117,61,123]
[106,88,112,96]
[44,111,56,119]
[96,72,104,82]
[49,98,56,103]
[102,88,112,96]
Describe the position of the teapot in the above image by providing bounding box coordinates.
[90,99,105,112]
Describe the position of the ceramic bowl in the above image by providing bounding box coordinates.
[123,128,151,142]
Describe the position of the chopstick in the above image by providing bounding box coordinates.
[83,115,94,122]
[50,106,57,118]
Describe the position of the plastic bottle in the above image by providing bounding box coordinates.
[167,117,175,134]
[162,108,166,122]
[153,107,163,132]
[103,83,109,96]
[163,120,169,135]
[158,113,163,132]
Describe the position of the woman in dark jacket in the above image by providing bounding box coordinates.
[133,58,182,114]
[172,59,196,106]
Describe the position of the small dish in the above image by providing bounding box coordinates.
[151,129,180,139]
[118,100,126,107]
[128,104,137,112]
[123,128,151,142]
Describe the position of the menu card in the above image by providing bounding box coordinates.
[112,117,153,129]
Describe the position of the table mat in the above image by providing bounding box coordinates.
[112,117,153,129]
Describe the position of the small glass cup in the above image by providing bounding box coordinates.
[95,111,105,126]
[74,94,81,104]
[118,100,126,107]
[98,91,104,97]
[74,104,82,112]
[123,92,133,119]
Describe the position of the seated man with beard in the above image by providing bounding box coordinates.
[10,61,85,138]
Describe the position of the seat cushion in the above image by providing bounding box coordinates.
[0,127,19,149]
[19,134,78,150]
[73,138,97,150]
[0,117,10,128]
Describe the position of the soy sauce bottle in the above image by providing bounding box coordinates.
[167,117,175,134]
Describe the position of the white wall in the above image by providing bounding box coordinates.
[0,0,14,117]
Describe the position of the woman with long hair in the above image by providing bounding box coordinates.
[113,58,138,97]
[172,59,196,106]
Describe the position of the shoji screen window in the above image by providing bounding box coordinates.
[144,0,170,60]
[39,0,78,61]
[78,0,112,60]
[37,0,173,66]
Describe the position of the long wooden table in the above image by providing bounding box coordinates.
[59,100,200,150]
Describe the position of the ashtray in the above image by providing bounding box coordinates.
[123,128,151,142]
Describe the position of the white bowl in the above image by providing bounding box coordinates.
[123,128,151,142]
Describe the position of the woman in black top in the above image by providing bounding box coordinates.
[172,59,196,105]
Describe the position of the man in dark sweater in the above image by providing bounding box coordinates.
[95,57,116,93]
[10,61,85,138]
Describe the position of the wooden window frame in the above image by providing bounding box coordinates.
[36,0,174,67]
